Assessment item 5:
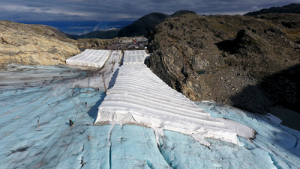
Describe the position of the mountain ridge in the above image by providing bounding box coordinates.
[244,3,300,16]
[117,10,197,37]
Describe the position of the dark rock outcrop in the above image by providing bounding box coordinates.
[171,10,197,17]
[147,13,300,114]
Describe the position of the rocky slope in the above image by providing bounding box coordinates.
[244,3,300,16]
[147,13,300,114]
[77,37,129,49]
[0,21,79,69]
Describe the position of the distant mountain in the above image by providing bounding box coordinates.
[77,29,120,39]
[64,10,197,39]
[117,10,197,37]
[18,21,133,35]
[106,21,134,28]
[117,13,170,37]
[244,3,300,16]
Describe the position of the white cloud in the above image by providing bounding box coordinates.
[250,6,261,11]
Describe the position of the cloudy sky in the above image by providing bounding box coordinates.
[0,0,299,21]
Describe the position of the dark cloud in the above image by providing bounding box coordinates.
[41,8,52,11]
[0,0,299,21]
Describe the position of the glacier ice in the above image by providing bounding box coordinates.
[0,76,106,168]
[1,50,300,168]
[110,125,170,169]
[190,101,300,169]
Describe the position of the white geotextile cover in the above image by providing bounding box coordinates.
[95,64,255,146]
[72,51,121,89]
[123,50,149,65]
[66,49,110,68]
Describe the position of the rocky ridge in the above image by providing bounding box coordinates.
[147,13,300,113]
[0,21,80,69]
[77,37,131,49]
[244,3,300,16]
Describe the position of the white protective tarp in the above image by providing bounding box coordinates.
[95,64,255,146]
[123,50,149,65]
[66,49,110,68]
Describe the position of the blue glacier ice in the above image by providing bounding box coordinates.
[0,64,299,169]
